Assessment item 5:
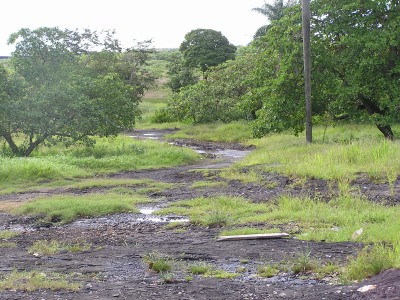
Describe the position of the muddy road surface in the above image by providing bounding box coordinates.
[1,129,399,299]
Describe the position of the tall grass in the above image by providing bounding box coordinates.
[0,135,199,192]
[240,124,400,181]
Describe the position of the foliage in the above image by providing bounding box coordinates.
[252,0,298,38]
[143,251,172,273]
[248,4,307,137]
[179,29,236,76]
[343,244,397,281]
[160,46,260,124]
[247,0,400,139]
[1,27,155,156]
[165,51,198,93]
[311,0,400,139]
[188,262,212,275]
[163,0,400,139]
[257,264,279,278]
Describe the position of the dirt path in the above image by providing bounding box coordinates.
[1,129,399,299]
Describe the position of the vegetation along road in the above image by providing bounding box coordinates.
[1,0,400,298]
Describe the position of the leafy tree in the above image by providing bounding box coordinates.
[165,51,198,93]
[158,47,258,124]
[247,0,400,139]
[252,0,298,38]
[179,29,236,78]
[1,27,154,156]
[312,0,400,139]
[248,4,308,137]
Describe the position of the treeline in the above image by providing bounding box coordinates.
[156,0,400,140]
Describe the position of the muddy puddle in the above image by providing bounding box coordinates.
[128,129,252,163]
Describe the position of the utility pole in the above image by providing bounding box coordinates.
[302,0,312,143]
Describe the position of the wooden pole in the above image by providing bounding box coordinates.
[302,0,312,143]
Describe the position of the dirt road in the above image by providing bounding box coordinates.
[0,130,399,299]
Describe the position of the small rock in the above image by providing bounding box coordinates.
[352,228,363,240]
[357,285,377,292]
[85,283,93,289]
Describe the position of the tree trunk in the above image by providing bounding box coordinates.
[376,124,394,140]
[359,95,394,140]
[1,133,21,156]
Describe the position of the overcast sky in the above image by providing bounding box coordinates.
[0,0,268,56]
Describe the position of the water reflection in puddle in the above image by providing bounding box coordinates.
[69,207,189,229]
[138,206,189,223]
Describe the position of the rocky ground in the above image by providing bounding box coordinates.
[0,130,399,300]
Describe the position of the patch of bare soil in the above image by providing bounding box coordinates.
[1,129,399,299]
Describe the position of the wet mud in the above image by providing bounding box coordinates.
[0,129,399,299]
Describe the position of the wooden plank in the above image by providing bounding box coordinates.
[217,233,290,242]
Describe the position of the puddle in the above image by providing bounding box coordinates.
[0,224,37,233]
[138,206,189,223]
[69,207,189,228]
[139,208,157,215]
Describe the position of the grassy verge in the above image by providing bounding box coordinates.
[239,124,400,182]
[28,240,92,255]
[0,270,82,292]
[158,194,400,245]
[13,193,150,224]
[157,194,400,279]
[0,135,199,193]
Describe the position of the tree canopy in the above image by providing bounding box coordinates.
[0,27,155,156]
[252,0,298,39]
[179,29,237,77]
[156,0,400,139]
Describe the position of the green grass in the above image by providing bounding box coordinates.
[343,244,397,281]
[0,135,199,193]
[257,264,279,278]
[0,230,19,239]
[165,121,252,143]
[156,196,267,227]
[240,124,400,182]
[0,242,17,248]
[28,240,91,255]
[158,193,400,275]
[204,269,239,279]
[13,193,150,224]
[188,262,212,275]
[0,270,82,292]
[143,251,173,273]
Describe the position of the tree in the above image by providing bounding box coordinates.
[165,51,198,93]
[179,29,236,78]
[249,4,308,137]
[253,0,298,38]
[246,0,400,139]
[313,0,400,139]
[1,27,154,156]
